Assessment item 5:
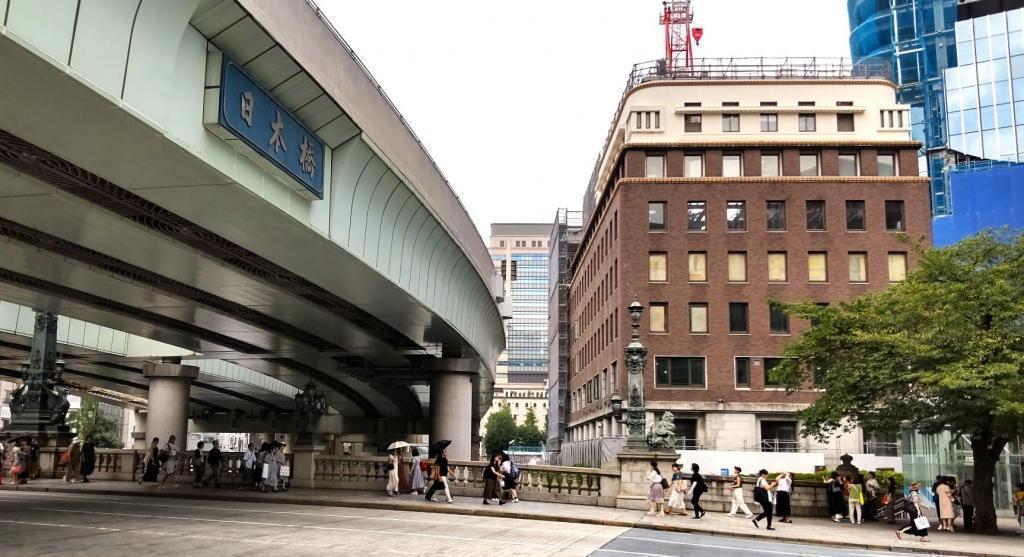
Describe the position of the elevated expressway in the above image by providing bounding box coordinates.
[0,0,504,458]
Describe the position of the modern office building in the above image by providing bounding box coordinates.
[490,224,553,384]
[563,58,929,470]
[546,209,583,458]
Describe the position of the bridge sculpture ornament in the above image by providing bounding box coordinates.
[624,297,650,449]
[8,312,72,445]
[294,381,329,445]
[646,411,676,450]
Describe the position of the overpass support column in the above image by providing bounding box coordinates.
[142,361,199,451]
[429,368,475,461]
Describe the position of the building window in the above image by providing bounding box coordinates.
[885,200,905,231]
[877,153,897,176]
[726,201,746,231]
[689,303,708,334]
[729,302,749,334]
[888,252,907,282]
[767,252,787,282]
[766,200,786,231]
[499,240,505,247]
[727,252,747,282]
[649,302,668,332]
[845,200,866,231]
[805,200,826,231]
[648,202,667,231]
[760,113,778,132]
[722,113,740,132]
[837,113,855,132]
[684,154,704,177]
[649,252,667,281]
[735,357,751,387]
[688,252,707,282]
[808,252,828,282]
[769,306,790,334]
[684,114,702,132]
[799,153,820,176]
[798,113,817,132]
[633,110,661,130]
[722,154,742,177]
[838,153,858,176]
[646,154,665,178]
[760,154,780,176]
[655,356,706,388]
[763,358,785,387]
[848,252,868,283]
[687,201,706,231]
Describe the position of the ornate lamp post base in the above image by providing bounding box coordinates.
[7,312,73,448]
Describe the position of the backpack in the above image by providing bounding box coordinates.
[508,461,520,480]
[158,449,169,463]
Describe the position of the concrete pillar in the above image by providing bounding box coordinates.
[142,362,199,451]
[429,369,474,461]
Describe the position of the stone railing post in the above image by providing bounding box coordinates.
[291,447,318,489]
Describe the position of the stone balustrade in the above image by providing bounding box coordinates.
[32,448,292,484]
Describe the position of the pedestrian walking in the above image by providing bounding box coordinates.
[79,437,96,483]
[931,475,943,522]
[29,438,40,479]
[752,469,776,530]
[499,452,520,503]
[727,466,754,518]
[159,435,179,488]
[647,461,666,516]
[690,463,707,519]
[960,479,974,531]
[864,472,880,522]
[483,453,505,505]
[0,438,7,485]
[410,447,425,494]
[775,472,793,523]
[385,449,399,496]
[10,445,26,484]
[936,477,955,532]
[206,440,223,488]
[885,476,898,524]
[141,437,160,484]
[1013,482,1024,532]
[424,447,454,503]
[65,437,82,483]
[191,441,207,488]
[666,463,689,516]
[847,476,864,524]
[240,442,257,489]
[895,482,930,542]
[825,471,844,522]
[261,443,284,492]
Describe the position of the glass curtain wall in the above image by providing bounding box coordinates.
[507,253,549,383]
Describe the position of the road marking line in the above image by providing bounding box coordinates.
[0,491,606,535]
[33,507,588,550]
[616,535,840,557]
[0,518,122,532]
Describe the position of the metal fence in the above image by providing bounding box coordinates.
[627,57,892,90]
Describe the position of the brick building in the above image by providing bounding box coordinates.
[562,59,931,468]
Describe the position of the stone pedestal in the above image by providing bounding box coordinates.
[142,362,199,450]
[288,444,324,489]
[615,448,681,510]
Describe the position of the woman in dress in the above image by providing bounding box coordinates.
[752,469,776,530]
[647,461,666,516]
[775,472,793,523]
[159,435,179,487]
[936,478,955,531]
[896,482,930,542]
[410,447,425,494]
[385,449,399,496]
[825,471,845,522]
[140,437,160,484]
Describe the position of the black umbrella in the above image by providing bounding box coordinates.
[429,439,451,458]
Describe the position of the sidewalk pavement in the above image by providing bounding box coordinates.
[2,479,1021,557]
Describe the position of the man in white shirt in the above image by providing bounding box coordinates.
[240,442,257,489]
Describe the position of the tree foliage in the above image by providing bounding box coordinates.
[773,230,1024,534]
[517,408,546,446]
[483,404,518,456]
[67,397,123,448]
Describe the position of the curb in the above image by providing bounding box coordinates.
[1,484,1012,557]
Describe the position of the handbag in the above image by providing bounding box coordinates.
[913,516,930,530]
[261,463,270,479]
[660,477,669,489]
[858,491,865,505]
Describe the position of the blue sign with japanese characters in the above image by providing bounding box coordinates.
[218,58,325,199]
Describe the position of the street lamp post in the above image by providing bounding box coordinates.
[624,297,649,449]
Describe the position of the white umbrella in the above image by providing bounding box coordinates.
[387,441,410,450]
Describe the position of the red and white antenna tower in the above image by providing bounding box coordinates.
[660,1,703,72]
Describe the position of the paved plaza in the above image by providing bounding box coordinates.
[3,481,1022,556]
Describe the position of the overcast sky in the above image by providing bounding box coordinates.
[319,0,852,237]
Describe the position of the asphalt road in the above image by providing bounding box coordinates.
[591,528,952,557]
[0,490,624,556]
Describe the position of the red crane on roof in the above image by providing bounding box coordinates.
[660,1,702,72]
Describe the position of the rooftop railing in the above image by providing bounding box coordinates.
[626,57,892,90]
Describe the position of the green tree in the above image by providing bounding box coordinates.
[483,404,518,457]
[67,397,123,448]
[773,230,1024,534]
[516,408,546,446]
